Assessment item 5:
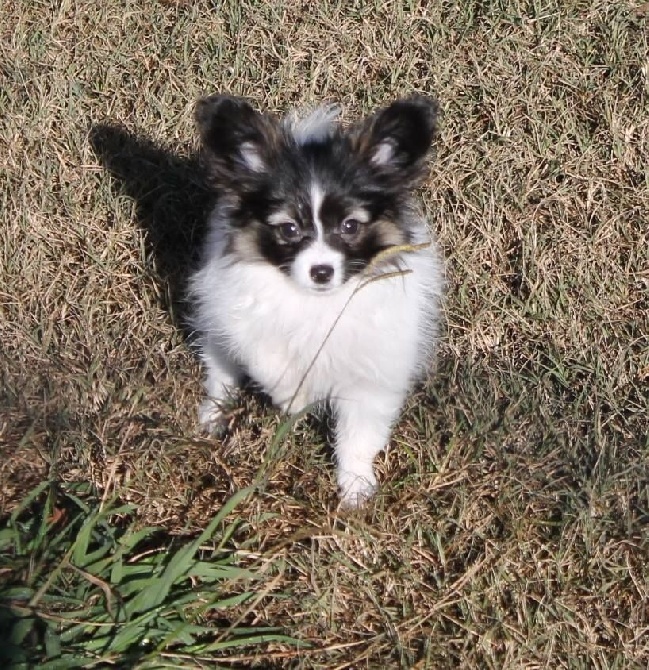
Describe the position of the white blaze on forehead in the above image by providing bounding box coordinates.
[286,181,344,292]
[310,181,325,240]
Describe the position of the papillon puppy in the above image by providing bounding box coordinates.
[189,94,444,506]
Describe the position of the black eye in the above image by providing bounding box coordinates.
[340,218,360,236]
[277,221,302,242]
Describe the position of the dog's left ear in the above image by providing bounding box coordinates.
[350,96,439,189]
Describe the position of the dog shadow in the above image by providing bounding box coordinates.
[88,126,322,436]
[89,124,213,333]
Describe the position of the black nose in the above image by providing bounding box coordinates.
[310,264,334,284]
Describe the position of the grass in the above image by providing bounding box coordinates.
[1,0,648,667]
[0,483,296,668]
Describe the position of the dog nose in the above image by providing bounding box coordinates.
[310,264,334,284]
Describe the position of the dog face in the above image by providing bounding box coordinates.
[195,95,438,293]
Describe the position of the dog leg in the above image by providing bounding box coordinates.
[332,390,403,507]
[198,342,241,434]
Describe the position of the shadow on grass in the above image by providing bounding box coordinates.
[89,124,213,332]
[0,605,38,667]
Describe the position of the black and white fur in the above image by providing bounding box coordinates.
[189,95,444,506]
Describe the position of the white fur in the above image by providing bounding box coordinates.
[189,207,444,506]
[290,237,344,291]
[371,140,395,166]
[284,103,342,145]
[310,182,325,236]
[239,142,265,172]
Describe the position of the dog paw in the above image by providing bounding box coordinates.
[198,399,230,438]
[278,392,311,416]
[337,470,377,508]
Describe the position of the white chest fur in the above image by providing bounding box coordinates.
[194,241,441,411]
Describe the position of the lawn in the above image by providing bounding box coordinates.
[1,0,648,667]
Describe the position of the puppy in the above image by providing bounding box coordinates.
[189,95,444,506]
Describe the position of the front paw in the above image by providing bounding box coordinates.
[278,391,311,416]
[198,398,231,438]
[337,469,377,508]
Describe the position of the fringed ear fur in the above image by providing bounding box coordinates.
[195,94,439,192]
[349,96,439,190]
[195,95,279,190]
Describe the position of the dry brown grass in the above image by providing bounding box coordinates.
[1,0,648,667]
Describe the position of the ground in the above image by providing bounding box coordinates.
[1,0,648,667]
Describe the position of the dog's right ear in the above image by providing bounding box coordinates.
[195,95,278,190]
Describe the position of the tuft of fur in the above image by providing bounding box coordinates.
[284,103,342,145]
[189,95,444,506]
